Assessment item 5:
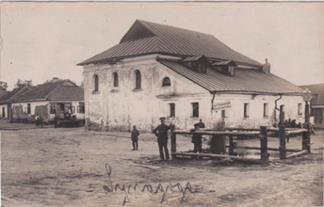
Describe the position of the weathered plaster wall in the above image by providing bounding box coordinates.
[83,55,305,131]
[212,94,305,128]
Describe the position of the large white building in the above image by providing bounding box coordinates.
[79,20,306,131]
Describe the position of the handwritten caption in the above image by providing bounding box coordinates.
[103,163,200,205]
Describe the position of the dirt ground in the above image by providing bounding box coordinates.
[1,120,323,207]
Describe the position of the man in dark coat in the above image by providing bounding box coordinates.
[153,117,170,161]
[192,124,202,153]
[197,119,205,128]
[131,125,140,150]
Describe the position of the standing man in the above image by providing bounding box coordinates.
[197,119,205,128]
[131,125,140,150]
[153,117,170,161]
[191,124,202,153]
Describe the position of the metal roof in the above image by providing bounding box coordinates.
[13,80,83,103]
[158,59,305,95]
[79,20,261,66]
[0,86,32,104]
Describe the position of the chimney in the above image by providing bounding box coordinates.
[262,58,271,73]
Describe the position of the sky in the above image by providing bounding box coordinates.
[1,2,323,89]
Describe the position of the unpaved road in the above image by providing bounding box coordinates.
[1,123,323,207]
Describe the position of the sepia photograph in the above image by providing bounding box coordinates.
[0,2,323,207]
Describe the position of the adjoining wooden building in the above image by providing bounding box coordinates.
[300,83,324,129]
[78,20,308,131]
[7,78,85,123]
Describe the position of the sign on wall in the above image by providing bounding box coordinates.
[213,101,231,110]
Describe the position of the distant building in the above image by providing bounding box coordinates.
[78,20,307,131]
[1,78,85,122]
[0,81,7,98]
[0,84,32,120]
[300,83,324,129]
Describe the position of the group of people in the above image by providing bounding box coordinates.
[130,117,205,161]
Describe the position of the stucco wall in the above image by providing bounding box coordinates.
[83,55,305,131]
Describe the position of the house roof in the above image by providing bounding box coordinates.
[78,20,261,67]
[158,59,305,95]
[300,83,324,106]
[0,85,32,104]
[13,79,84,103]
[0,88,7,99]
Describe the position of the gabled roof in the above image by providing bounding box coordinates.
[13,79,84,103]
[78,20,261,67]
[0,85,32,104]
[47,85,84,102]
[300,83,324,106]
[0,88,7,98]
[158,59,305,95]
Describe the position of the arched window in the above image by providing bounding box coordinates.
[113,72,119,87]
[134,70,141,89]
[162,77,171,87]
[93,74,99,92]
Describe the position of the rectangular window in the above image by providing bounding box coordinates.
[71,106,75,114]
[169,103,175,117]
[298,103,303,115]
[244,103,249,118]
[192,102,199,117]
[78,102,85,114]
[263,103,269,117]
[221,109,226,119]
[50,104,56,114]
[27,103,31,114]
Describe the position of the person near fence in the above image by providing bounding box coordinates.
[191,123,202,153]
[35,115,44,128]
[196,119,205,128]
[131,125,140,151]
[153,117,170,161]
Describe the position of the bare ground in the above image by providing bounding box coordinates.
[1,121,323,207]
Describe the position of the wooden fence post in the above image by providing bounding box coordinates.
[303,101,311,153]
[170,125,177,159]
[279,105,286,159]
[228,135,235,155]
[260,126,269,162]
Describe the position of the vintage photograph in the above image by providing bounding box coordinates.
[0,2,323,207]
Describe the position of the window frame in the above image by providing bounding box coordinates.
[78,102,85,114]
[162,77,171,87]
[113,72,119,88]
[221,109,227,119]
[93,74,99,92]
[169,103,175,118]
[244,103,250,118]
[27,103,31,114]
[50,104,56,114]
[134,70,142,89]
[192,102,199,118]
[298,103,303,116]
[263,103,269,118]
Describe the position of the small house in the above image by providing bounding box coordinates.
[10,78,85,123]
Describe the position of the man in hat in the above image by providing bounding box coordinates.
[153,117,170,161]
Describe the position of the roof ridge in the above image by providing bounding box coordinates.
[138,20,215,38]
